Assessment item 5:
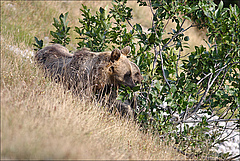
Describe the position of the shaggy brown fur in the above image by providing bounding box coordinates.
[35,44,137,93]
[34,44,73,83]
[64,46,135,93]
[35,44,143,117]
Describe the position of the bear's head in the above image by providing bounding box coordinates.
[108,46,136,89]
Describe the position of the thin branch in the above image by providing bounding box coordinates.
[152,44,159,76]
[187,63,229,119]
[182,94,191,122]
[227,154,240,161]
[217,126,237,145]
[180,52,191,58]
[177,118,239,124]
[148,0,155,16]
[149,0,158,76]
[197,73,212,85]
[165,42,177,49]
[162,22,194,51]
[159,47,171,89]
[219,104,234,119]
[176,49,181,79]
[126,19,141,35]
[186,73,213,119]
[162,18,170,31]
[148,0,171,89]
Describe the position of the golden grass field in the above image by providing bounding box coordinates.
[1,1,208,159]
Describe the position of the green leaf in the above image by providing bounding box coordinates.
[164,69,169,78]
[182,15,191,21]
[218,1,223,11]
[132,85,140,91]
[155,80,161,91]
[170,84,177,93]
[184,36,189,41]
[148,33,156,44]
[135,23,142,32]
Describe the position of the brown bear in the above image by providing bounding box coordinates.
[35,44,136,93]
[35,44,143,117]
[35,44,143,88]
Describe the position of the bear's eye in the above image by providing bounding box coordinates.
[110,66,114,73]
[135,73,139,76]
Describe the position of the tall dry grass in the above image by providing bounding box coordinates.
[1,45,186,160]
[0,1,208,159]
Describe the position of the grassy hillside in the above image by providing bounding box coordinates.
[1,46,185,159]
[0,1,197,159]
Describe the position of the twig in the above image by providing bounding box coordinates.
[159,46,171,89]
[197,73,211,85]
[186,73,213,119]
[217,127,237,146]
[176,49,181,79]
[148,0,171,89]
[180,52,191,58]
[187,63,229,119]
[182,94,191,122]
[219,104,234,119]
[152,44,159,76]
[227,154,240,161]
[163,18,170,31]
[149,0,158,76]
[126,19,141,35]
[178,118,239,124]
[162,22,194,51]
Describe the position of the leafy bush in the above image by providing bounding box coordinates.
[34,0,239,159]
[50,12,71,46]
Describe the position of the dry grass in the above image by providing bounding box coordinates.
[0,1,207,159]
[1,46,186,160]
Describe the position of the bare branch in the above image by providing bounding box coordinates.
[186,73,213,119]
[197,73,212,85]
[159,46,171,89]
[182,94,191,122]
[227,154,240,161]
[162,22,194,51]
[186,63,229,119]
[176,49,181,79]
[179,118,239,124]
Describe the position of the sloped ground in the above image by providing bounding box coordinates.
[1,1,187,160]
[1,38,186,160]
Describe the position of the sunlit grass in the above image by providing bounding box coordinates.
[1,42,188,160]
[1,1,189,160]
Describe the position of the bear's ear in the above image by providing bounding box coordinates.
[121,46,131,56]
[110,49,121,62]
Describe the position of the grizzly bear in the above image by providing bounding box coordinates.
[35,44,143,88]
[35,44,137,93]
[35,44,143,117]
